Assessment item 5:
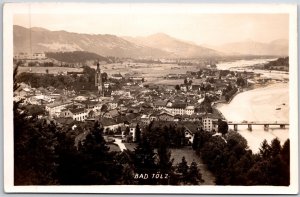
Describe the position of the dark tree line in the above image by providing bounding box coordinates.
[192,130,290,185]
[14,91,204,185]
[263,57,289,71]
[129,126,204,185]
[143,122,190,148]
[223,84,238,102]
[45,51,108,63]
[14,102,204,185]
[16,66,108,92]
[14,100,59,185]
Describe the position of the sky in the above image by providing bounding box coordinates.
[14,12,289,45]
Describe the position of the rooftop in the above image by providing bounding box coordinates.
[46,101,72,108]
[69,108,86,114]
[186,106,195,110]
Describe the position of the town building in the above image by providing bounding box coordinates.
[45,101,73,117]
[14,52,46,60]
[110,73,123,80]
[202,114,219,132]
[103,109,120,119]
[109,99,119,109]
[60,108,88,121]
[129,123,137,142]
[157,112,174,121]
[165,101,195,116]
[95,62,103,96]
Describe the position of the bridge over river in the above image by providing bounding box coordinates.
[227,121,289,131]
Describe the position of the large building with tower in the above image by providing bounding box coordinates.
[95,62,103,96]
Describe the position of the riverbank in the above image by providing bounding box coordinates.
[213,81,279,122]
[216,82,289,153]
[217,82,289,122]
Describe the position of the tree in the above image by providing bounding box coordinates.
[116,126,122,135]
[46,69,49,74]
[259,139,271,159]
[187,161,204,185]
[101,104,108,114]
[135,124,141,143]
[237,77,246,87]
[176,157,189,184]
[14,109,59,185]
[281,139,290,166]
[177,157,188,174]
[133,137,157,184]
[14,64,58,185]
[270,138,281,157]
[218,119,228,135]
[101,72,108,82]
[175,84,180,91]
[157,137,173,184]
[24,104,46,118]
[13,65,20,92]
[280,139,290,186]
[76,122,123,184]
[56,131,83,185]
[124,127,130,136]
[184,78,188,85]
[192,132,200,150]
[226,131,248,151]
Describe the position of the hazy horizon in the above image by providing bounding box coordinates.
[14,13,288,46]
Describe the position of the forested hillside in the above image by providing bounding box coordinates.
[45,51,109,63]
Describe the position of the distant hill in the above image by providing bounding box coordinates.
[207,39,288,56]
[14,25,220,59]
[123,33,221,58]
[45,51,109,63]
[14,25,287,58]
[14,25,173,59]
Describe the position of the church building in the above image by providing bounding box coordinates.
[95,62,103,96]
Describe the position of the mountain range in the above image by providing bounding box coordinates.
[205,39,288,56]
[14,25,288,58]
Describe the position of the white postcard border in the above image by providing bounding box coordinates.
[3,3,298,194]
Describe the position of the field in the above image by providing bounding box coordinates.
[93,63,201,84]
[18,66,83,74]
[18,63,203,85]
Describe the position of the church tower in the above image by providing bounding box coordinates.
[95,62,103,96]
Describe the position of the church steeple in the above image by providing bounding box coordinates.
[95,62,103,96]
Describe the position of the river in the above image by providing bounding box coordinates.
[216,59,289,153]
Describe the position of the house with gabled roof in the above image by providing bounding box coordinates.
[103,109,120,119]
[158,111,174,121]
[46,101,73,117]
[153,100,167,110]
[60,108,88,122]
[111,73,123,80]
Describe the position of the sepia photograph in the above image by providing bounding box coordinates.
[3,3,298,194]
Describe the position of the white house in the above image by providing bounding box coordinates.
[166,102,195,116]
[129,123,139,142]
[111,73,123,80]
[32,52,46,60]
[73,95,87,102]
[45,101,73,117]
[185,106,195,115]
[109,100,119,109]
[61,108,88,121]
[202,114,219,132]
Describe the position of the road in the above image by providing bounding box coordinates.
[113,138,127,151]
